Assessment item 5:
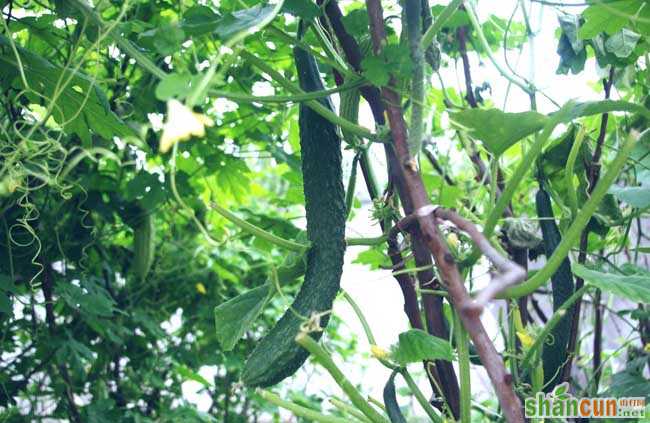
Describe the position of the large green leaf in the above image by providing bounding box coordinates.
[452,101,650,156]
[609,185,650,209]
[390,329,453,365]
[282,0,321,21]
[214,284,272,351]
[180,5,222,36]
[0,35,134,143]
[450,108,547,156]
[578,0,642,39]
[572,264,650,304]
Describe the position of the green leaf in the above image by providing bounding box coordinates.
[125,171,167,208]
[450,108,547,156]
[216,4,277,43]
[361,55,390,87]
[0,293,11,315]
[562,99,650,121]
[578,0,635,39]
[353,247,390,270]
[139,25,186,56]
[605,359,650,399]
[391,329,453,365]
[609,185,650,209]
[572,264,650,304]
[383,371,407,423]
[156,73,192,101]
[282,0,321,21]
[605,29,641,58]
[0,274,17,294]
[181,5,221,36]
[0,35,134,143]
[214,284,272,351]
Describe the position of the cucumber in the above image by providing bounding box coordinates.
[241,46,346,387]
[133,212,155,280]
[536,186,575,391]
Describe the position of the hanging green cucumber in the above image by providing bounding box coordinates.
[132,211,155,280]
[536,184,575,391]
[241,45,346,387]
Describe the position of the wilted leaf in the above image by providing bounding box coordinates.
[605,29,641,58]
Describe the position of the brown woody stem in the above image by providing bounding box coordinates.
[365,0,523,420]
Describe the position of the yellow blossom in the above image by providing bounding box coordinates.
[516,330,535,349]
[446,232,459,249]
[370,344,390,360]
[195,282,207,295]
[159,99,213,153]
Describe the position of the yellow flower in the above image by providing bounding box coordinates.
[644,343,650,353]
[195,282,207,295]
[516,330,535,349]
[446,232,459,249]
[159,100,213,153]
[370,344,390,360]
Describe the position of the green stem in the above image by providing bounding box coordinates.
[330,398,373,423]
[520,285,593,369]
[399,369,443,423]
[500,129,643,299]
[420,0,463,51]
[346,235,388,246]
[454,311,471,423]
[342,290,377,345]
[564,126,586,219]
[209,202,309,252]
[240,51,376,140]
[258,390,350,423]
[210,78,364,104]
[295,334,390,423]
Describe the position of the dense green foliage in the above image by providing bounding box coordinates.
[0,0,649,421]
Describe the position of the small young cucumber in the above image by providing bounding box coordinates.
[133,212,155,281]
[241,46,346,387]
